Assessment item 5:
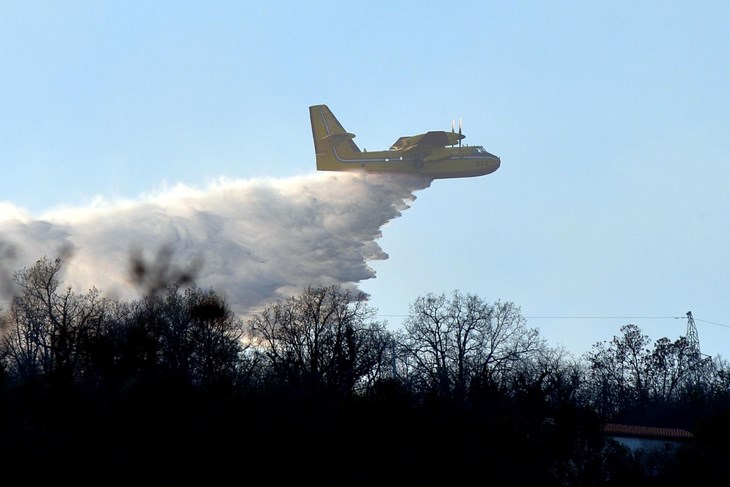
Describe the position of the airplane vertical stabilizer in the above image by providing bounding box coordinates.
[309,104,361,171]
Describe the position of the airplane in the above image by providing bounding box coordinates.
[309,104,500,179]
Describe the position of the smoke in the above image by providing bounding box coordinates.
[0,172,432,315]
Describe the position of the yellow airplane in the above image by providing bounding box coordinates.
[309,104,500,179]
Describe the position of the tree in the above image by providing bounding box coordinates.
[0,257,109,384]
[401,291,543,400]
[249,284,391,395]
[130,285,246,388]
[646,336,695,402]
[584,324,650,419]
[583,323,705,424]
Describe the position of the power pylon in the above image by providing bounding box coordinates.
[685,310,708,386]
[686,311,701,357]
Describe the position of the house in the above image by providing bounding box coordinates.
[602,423,694,453]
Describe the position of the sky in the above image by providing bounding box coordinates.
[1,1,728,359]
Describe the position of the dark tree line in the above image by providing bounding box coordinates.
[1,256,729,484]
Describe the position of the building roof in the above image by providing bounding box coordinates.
[603,423,694,441]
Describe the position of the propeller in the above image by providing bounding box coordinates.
[452,118,463,147]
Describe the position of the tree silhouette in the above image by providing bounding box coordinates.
[2,258,730,483]
[401,291,544,400]
[249,284,391,396]
[1,256,110,384]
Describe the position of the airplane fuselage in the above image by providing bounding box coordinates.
[322,145,500,179]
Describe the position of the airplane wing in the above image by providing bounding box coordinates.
[390,130,464,151]
[418,131,464,147]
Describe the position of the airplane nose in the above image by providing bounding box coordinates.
[476,156,500,176]
[491,156,501,173]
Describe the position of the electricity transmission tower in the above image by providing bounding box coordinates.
[686,311,701,357]
[685,311,708,386]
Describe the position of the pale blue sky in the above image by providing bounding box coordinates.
[1,1,729,358]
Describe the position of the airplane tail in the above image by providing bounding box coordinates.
[309,104,361,171]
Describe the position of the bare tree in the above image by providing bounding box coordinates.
[401,291,543,400]
[583,324,648,417]
[249,284,391,395]
[132,285,246,387]
[0,257,109,383]
[646,336,696,401]
[584,324,713,420]
[511,344,584,407]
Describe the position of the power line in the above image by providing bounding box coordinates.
[3,301,730,330]
[376,314,730,330]
[525,316,684,320]
[377,314,686,320]
[695,318,730,329]
[524,316,730,330]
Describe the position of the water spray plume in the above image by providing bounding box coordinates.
[0,172,432,315]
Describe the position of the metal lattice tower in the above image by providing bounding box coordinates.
[686,311,701,357]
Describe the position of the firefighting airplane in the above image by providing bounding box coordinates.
[309,104,500,179]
